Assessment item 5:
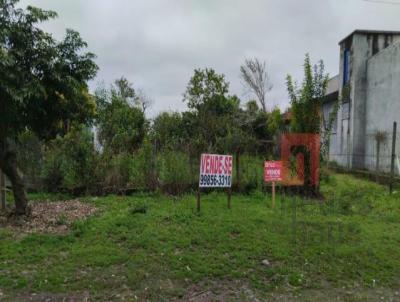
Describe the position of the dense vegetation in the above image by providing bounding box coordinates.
[16,70,285,197]
[1,1,336,210]
[0,0,97,213]
[1,174,399,300]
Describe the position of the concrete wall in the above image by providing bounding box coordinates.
[365,42,400,173]
[329,32,400,173]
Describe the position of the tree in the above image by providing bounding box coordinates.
[183,68,229,111]
[41,125,97,194]
[286,54,329,192]
[0,0,98,214]
[286,54,329,134]
[152,112,185,151]
[135,89,153,114]
[113,77,136,103]
[95,78,146,155]
[240,58,273,112]
[183,68,233,153]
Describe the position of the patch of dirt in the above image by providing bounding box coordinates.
[8,291,90,302]
[180,279,400,302]
[179,279,261,302]
[0,200,97,235]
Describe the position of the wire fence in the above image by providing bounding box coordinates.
[327,127,400,176]
[1,123,400,204]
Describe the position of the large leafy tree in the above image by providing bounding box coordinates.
[182,68,235,152]
[0,0,98,214]
[183,68,229,111]
[95,78,146,155]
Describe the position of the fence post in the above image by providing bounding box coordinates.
[390,122,397,194]
[0,170,5,210]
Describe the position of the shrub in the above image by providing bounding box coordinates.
[157,150,193,195]
[102,153,134,192]
[41,126,98,194]
[234,155,264,193]
[100,138,155,193]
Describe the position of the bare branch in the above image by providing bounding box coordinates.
[136,89,153,114]
[240,58,273,112]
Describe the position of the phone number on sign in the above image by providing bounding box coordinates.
[200,174,232,187]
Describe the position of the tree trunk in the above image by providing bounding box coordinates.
[0,138,28,215]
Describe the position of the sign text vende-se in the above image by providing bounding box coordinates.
[264,161,283,182]
[199,154,233,188]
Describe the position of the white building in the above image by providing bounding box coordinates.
[324,30,400,173]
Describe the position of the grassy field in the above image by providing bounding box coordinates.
[1,173,400,301]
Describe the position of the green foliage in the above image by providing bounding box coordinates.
[286,54,329,133]
[129,138,154,190]
[0,0,97,213]
[234,155,264,192]
[98,137,154,192]
[101,153,134,190]
[268,107,284,135]
[157,151,193,194]
[41,126,97,193]
[183,68,229,111]
[96,78,146,154]
[128,200,148,215]
[1,174,400,299]
[16,131,43,188]
[0,0,98,139]
[152,112,186,151]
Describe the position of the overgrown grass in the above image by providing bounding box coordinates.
[1,173,400,300]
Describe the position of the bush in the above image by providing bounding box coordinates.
[102,153,134,192]
[157,150,193,195]
[100,138,155,193]
[234,155,264,193]
[41,126,98,194]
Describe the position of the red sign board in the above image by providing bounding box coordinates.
[264,161,282,182]
[199,154,233,188]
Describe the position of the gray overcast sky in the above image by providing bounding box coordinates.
[18,0,400,116]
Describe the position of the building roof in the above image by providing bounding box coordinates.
[339,29,400,45]
[326,75,339,95]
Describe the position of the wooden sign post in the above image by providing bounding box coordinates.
[198,154,233,212]
[264,161,283,209]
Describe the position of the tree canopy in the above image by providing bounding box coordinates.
[0,0,98,214]
[95,78,146,155]
[286,54,328,134]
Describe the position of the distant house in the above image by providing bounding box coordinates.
[323,30,400,174]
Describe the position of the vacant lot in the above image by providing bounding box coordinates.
[1,173,400,301]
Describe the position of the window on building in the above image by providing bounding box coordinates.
[343,49,350,86]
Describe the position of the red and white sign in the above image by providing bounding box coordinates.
[199,154,233,188]
[264,161,283,182]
